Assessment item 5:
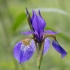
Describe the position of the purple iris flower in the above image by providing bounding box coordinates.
[13,9,67,63]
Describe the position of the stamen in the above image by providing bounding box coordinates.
[43,34,56,40]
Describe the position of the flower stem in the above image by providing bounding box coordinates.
[37,42,44,70]
[38,66,40,70]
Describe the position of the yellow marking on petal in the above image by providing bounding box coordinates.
[22,38,31,46]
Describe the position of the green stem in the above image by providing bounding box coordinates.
[38,66,40,70]
[35,42,39,62]
[37,42,44,70]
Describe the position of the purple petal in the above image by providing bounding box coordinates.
[20,30,34,35]
[38,10,46,22]
[26,8,30,17]
[43,38,50,54]
[52,40,67,58]
[13,41,34,63]
[30,40,36,52]
[32,10,46,33]
[31,10,35,21]
[38,10,42,17]
[44,30,60,35]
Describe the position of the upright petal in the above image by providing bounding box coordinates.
[38,10,42,17]
[31,10,36,21]
[20,30,34,35]
[43,38,50,54]
[52,40,67,58]
[26,8,30,17]
[32,11,46,33]
[44,30,60,35]
[13,41,34,63]
[38,10,46,25]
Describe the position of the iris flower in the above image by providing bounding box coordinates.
[13,8,67,65]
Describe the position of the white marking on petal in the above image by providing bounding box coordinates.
[20,44,24,51]
[20,43,30,52]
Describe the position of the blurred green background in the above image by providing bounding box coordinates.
[0,0,70,70]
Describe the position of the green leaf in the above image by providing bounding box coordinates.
[30,8,69,16]
[12,13,26,32]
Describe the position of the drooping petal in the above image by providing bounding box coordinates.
[44,30,60,35]
[43,38,50,54]
[52,40,67,58]
[32,11,46,33]
[20,30,34,35]
[13,41,34,63]
[30,39,36,52]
